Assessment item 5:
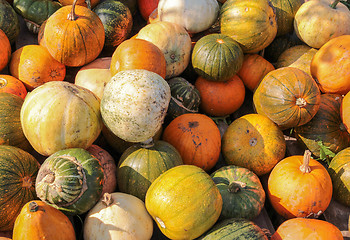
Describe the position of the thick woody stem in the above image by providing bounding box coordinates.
[300,150,312,173]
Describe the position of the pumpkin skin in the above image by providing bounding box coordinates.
[192,33,244,82]
[271,218,343,240]
[9,44,66,91]
[84,192,153,240]
[342,90,350,134]
[295,94,350,158]
[311,34,350,94]
[0,0,20,44]
[328,147,350,207]
[20,81,103,156]
[267,151,333,219]
[35,148,104,215]
[253,67,321,130]
[222,113,286,176]
[0,75,27,100]
[220,0,277,53]
[211,165,265,220]
[0,29,10,73]
[137,0,158,20]
[0,145,40,231]
[12,201,76,240]
[117,140,183,201]
[162,113,221,171]
[58,0,99,9]
[145,165,222,240]
[42,0,105,67]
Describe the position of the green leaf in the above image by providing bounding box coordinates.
[317,141,336,165]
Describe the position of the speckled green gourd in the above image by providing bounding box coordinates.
[0,0,20,44]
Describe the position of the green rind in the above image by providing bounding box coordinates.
[0,0,20,44]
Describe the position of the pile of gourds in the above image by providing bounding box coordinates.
[0,0,350,239]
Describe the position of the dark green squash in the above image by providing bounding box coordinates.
[210,165,265,220]
[192,33,244,82]
[0,0,20,44]
[35,148,104,215]
[0,145,40,231]
[117,140,183,201]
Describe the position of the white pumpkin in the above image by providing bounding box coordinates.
[83,192,153,240]
[100,69,171,143]
[158,0,220,34]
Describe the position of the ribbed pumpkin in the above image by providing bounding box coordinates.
[0,29,10,73]
[42,0,105,67]
[0,0,20,44]
[145,165,222,240]
[192,33,244,82]
[220,0,277,53]
[162,113,221,171]
[93,0,133,48]
[275,44,313,69]
[12,200,76,240]
[0,75,27,99]
[20,81,103,156]
[295,94,350,158]
[0,145,40,231]
[328,147,350,207]
[253,67,321,130]
[117,140,183,201]
[211,165,265,220]
[35,148,104,215]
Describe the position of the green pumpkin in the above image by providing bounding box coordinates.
[117,140,183,201]
[0,145,40,231]
[192,33,244,82]
[0,0,20,44]
[35,148,104,215]
[211,165,265,220]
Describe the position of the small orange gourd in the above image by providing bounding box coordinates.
[0,75,27,99]
[0,29,11,73]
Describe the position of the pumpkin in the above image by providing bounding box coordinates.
[136,21,192,79]
[93,0,133,48]
[222,113,286,176]
[12,201,76,240]
[74,57,111,100]
[110,38,166,79]
[9,44,66,91]
[119,0,137,15]
[58,0,99,9]
[211,165,265,220]
[195,74,245,117]
[0,145,40,231]
[0,0,20,44]
[311,34,350,94]
[117,140,183,201]
[101,69,170,143]
[84,192,153,240]
[237,54,275,92]
[145,164,222,240]
[198,218,268,240]
[271,218,343,240]
[288,48,318,77]
[192,33,244,82]
[253,67,321,130]
[42,0,105,67]
[162,113,221,171]
[295,94,350,159]
[267,150,333,219]
[275,45,313,69]
[220,0,277,53]
[0,29,10,73]
[0,75,27,99]
[342,90,350,134]
[328,147,350,207]
[35,148,104,215]
[294,0,350,49]
[20,81,103,156]
[137,0,158,20]
[158,0,219,34]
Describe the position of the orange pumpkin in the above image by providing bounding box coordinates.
[58,0,99,8]
[42,0,105,67]
[267,151,333,219]
[110,38,166,79]
[162,113,221,171]
[12,201,76,240]
[9,45,66,91]
[0,75,27,99]
[0,29,11,73]
[195,75,245,117]
[341,90,350,134]
[237,54,275,91]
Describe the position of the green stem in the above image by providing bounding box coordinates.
[330,0,341,9]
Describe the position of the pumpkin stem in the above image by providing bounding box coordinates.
[29,202,39,212]
[140,137,155,148]
[296,97,307,108]
[300,150,312,173]
[102,193,113,206]
[0,77,7,89]
[330,0,340,9]
[228,181,247,193]
[67,0,78,21]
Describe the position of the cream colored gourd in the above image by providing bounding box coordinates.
[84,192,153,240]
[100,69,171,143]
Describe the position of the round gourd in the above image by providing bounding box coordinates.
[0,29,10,73]
[275,45,313,69]
[137,0,158,20]
[0,75,27,99]
[0,145,40,231]
[101,69,170,143]
[35,148,104,215]
[20,81,103,156]
[0,0,20,44]
[145,165,223,240]
[192,33,244,82]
